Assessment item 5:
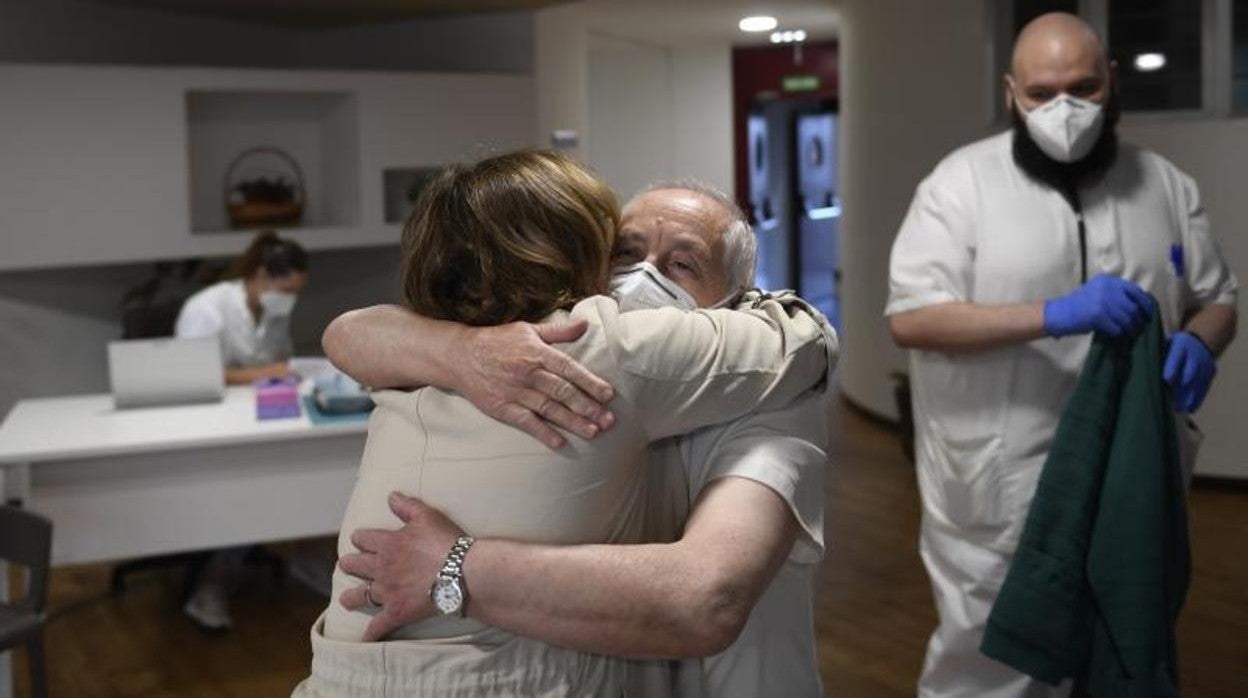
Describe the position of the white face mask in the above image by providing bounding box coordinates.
[259,290,297,318]
[609,261,698,312]
[1018,91,1105,163]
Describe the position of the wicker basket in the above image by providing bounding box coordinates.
[225,146,306,229]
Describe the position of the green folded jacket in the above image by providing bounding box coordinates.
[980,305,1190,697]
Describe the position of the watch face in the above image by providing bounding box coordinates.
[432,578,464,614]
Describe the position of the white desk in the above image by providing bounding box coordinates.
[0,387,369,696]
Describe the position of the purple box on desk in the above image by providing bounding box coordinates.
[255,377,301,420]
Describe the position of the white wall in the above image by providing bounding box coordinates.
[670,45,734,196]
[588,34,676,198]
[838,0,1248,478]
[838,0,997,419]
[536,4,735,199]
[535,4,591,159]
[0,1,535,418]
[0,64,535,271]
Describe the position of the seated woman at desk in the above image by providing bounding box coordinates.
[294,150,831,697]
[175,230,309,385]
[174,230,310,630]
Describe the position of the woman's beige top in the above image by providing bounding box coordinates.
[315,294,832,696]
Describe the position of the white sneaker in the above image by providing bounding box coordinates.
[183,580,233,632]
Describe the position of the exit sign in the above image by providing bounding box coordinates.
[782,75,821,92]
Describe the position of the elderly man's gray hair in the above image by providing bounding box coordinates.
[634,179,758,293]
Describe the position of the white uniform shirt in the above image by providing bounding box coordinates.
[174,279,292,368]
[888,130,1237,549]
[641,293,838,698]
[650,389,831,698]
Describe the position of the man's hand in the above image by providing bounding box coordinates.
[338,493,463,641]
[455,319,616,449]
[1043,275,1154,338]
[1164,331,1217,413]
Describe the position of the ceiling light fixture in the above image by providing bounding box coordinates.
[769,29,809,44]
[1133,52,1167,72]
[739,16,778,33]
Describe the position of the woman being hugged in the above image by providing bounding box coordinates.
[295,151,831,697]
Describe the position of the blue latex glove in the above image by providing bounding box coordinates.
[1043,275,1153,338]
[1163,331,1216,413]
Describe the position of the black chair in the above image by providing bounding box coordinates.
[0,506,52,698]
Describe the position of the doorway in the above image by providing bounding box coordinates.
[733,42,841,330]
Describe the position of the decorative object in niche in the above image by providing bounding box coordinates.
[226,146,305,229]
[383,167,443,224]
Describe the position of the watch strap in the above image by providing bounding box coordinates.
[438,535,475,580]
[435,535,474,616]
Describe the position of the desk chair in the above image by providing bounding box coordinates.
[0,506,52,698]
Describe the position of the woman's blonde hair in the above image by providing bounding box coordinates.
[400,150,619,326]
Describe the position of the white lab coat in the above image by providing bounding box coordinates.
[886,131,1238,698]
[174,279,293,368]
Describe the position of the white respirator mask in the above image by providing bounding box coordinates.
[259,290,298,318]
[1017,91,1105,163]
[609,261,698,312]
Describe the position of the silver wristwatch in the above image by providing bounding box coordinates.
[429,535,475,617]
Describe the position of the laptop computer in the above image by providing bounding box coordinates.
[108,337,226,409]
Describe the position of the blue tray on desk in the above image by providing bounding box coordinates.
[302,396,373,426]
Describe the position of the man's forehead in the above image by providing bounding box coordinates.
[1011,14,1107,83]
[621,190,726,245]
[1013,43,1104,85]
[617,226,715,265]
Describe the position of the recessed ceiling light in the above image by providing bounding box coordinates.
[739,15,778,33]
[1133,52,1167,72]
[794,30,807,42]
[770,32,783,43]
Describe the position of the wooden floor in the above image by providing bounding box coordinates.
[16,398,1248,697]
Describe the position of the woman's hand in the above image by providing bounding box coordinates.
[454,319,616,449]
[225,362,291,386]
[338,493,462,641]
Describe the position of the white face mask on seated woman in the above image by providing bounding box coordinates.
[260,290,298,318]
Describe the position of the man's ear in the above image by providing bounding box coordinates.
[1003,75,1016,115]
[1099,59,1120,108]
